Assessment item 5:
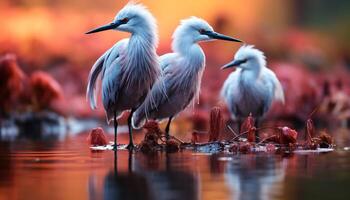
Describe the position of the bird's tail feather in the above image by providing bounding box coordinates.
[86,56,104,109]
[275,80,285,104]
[132,107,147,129]
[106,110,123,125]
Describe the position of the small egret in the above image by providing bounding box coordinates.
[221,45,284,135]
[132,17,242,140]
[86,3,160,150]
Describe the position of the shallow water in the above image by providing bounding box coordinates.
[1,128,350,200]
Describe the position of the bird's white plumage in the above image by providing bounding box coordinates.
[132,17,218,128]
[86,3,160,124]
[221,45,284,119]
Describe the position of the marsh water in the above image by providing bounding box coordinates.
[1,122,350,200]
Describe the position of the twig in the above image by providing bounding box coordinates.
[159,135,185,144]
[308,106,319,118]
[230,126,278,142]
[227,125,238,137]
[257,135,277,144]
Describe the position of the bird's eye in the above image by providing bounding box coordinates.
[199,29,206,34]
[242,59,248,63]
[121,18,129,23]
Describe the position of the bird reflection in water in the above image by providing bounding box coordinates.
[102,151,198,200]
[224,155,288,200]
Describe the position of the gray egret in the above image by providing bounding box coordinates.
[221,45,284,137]
[132,16,242,140]
[86,3,161,150]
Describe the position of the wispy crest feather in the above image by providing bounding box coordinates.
[235,45,267,67]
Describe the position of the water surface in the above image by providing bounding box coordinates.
[0,129,350,200]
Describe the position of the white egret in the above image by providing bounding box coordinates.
[221,45,284,136]
[86,3,160,150]
[132,17,242,140]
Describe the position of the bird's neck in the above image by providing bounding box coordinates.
[172,35,197,55]
[240,65,262,84]
[174,40,205,71]
[122,30,159,90]
[127,30,158,67]
[130,28,158,51]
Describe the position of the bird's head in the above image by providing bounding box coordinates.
[86,3,157,37]
[221,45,266,71]
[173,17,242,44]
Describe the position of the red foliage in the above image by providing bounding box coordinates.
[191,110,209,131]
[278,126,298,145]
[318,131,333,148]
[191,131,200,144]
[29,71,63,111]
[304,118,318,149]
[266,127,298,145]
[0,54,25,114]
[87,127,108,146]
[229,143,239,152]
[140,121,163,154]
[241,113,256,142]
[305,118,314,143]
[143,120,163,137]
[270,63,320,120]
[238,142,252,153]
[209,107,223,142]
[266,144,276,152]
[166,139,180,153]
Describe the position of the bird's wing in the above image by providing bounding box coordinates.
[220,70,241,117]
[159,53,177,72]
[101,39,129,112]
[132,55,181,128]
[86,39,128,109]
[132,76,170,128]
[262,67,285,104]
[86,50,108,109]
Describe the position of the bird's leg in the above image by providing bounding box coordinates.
[255,118,260,142]
[126,108,135,150]
[113,111,118,151]
[165,116,173,141]
[128,150,133,173]
[114,149,117,174]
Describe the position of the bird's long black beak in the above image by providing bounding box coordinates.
[85,20,123,34]
[221,59,246,69]
[203,31,242,43]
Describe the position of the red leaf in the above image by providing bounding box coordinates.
[29,71,63,110]
[241,113,256,142]
[191,131,200,144]
[209,107,223,142]
[87,127,108,146]
[305,119,314,144]
[278,126,298,144]
[0,54,25,113]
